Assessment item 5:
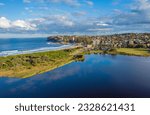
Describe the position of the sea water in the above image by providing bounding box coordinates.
[0,38,72,56]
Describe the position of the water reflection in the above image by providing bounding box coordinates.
[0,54,150,98]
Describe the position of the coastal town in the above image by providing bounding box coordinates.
[48,33,150,50]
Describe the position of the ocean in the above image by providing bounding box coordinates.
[0,38,72,56]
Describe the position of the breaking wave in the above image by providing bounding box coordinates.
[0,44,73,57]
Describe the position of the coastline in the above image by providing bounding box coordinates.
[0,44,74,57]
[0,47,150,78]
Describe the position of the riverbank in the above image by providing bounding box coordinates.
[0,47,150,78]
[116,48,150,56]
[84,48,150,57]
[108,48,150,56]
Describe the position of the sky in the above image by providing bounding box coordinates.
[0,0,150,37]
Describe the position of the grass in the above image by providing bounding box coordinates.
[83,50,103,55]
[83,48,150,57]
[0,47,149,78]
[116,48,150,56]
[0,47,82,78]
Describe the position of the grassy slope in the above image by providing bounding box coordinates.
[116,48,150,56]
[0,47,81,78]
[83,48,150,56]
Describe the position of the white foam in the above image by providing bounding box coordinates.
[0,44,73,57]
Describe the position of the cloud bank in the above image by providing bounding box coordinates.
[0,0,150,36]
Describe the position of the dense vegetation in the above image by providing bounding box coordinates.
[0,47,83,78]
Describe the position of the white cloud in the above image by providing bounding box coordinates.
[111,0,150,26]
[50,0,81,6]
[88,28,112,31]
[56,15,74,26]
[2,0,150,35]
[38,15,75,27]
[29,18,46,23]
[85,1,94,6]
[136,0,150,10]
[23,0,95,7]
[0,17,37,30]
[0,17,11,28]
[96,22,109,26]
[12,20,37,30]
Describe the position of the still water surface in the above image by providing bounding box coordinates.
[0,54,150,98]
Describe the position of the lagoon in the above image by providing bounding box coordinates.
[0,54,150,98]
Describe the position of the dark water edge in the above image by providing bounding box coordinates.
[0,54,150,98]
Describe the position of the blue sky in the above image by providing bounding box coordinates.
[0,0,150,37]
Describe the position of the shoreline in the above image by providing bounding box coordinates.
[84,48,150,57]
[0,47,150,78]
[0,44,75,57]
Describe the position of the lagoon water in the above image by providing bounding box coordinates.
[0,54,150,98]
[0,38,71,56]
